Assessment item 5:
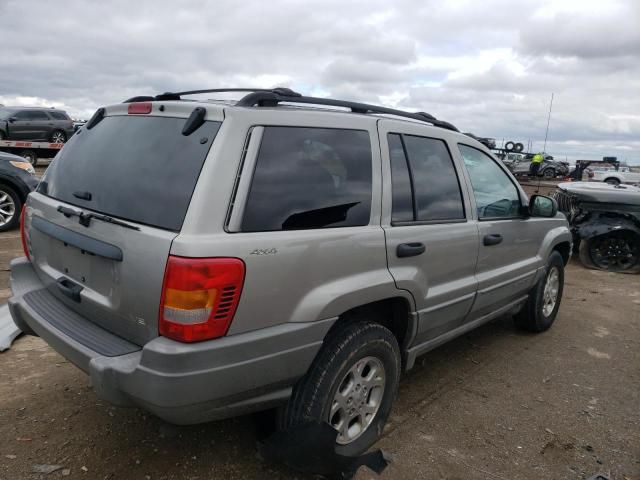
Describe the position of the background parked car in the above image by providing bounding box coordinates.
[0,151,38,231]
[0,107,75,143]
[588,165,640,185]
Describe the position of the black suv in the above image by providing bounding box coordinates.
[0,107,75,143]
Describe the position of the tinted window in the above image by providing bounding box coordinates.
[15,110,48,120]
[29,111,49,120]
[37,115,221,231]
[49,111,70,120]
[458,144,521,219]
[242,127,372,231]
[388,134,413,222]
[404,135,465,221]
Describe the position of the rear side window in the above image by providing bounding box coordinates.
[49,111,70,120]
[241,127,372,231]
[37,115,221,231]
[388,133,465,223]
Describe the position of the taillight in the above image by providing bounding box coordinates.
[20,206,30,260]
[159,256,245,343]
[127,102,152,114]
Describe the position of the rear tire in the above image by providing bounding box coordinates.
[514,251,564,332]
[505,141,515,151]
[514,142,524,152]
[50,130,67,143]
[543,168,556,178]
[0,184,22,232]
[281,321,400,457]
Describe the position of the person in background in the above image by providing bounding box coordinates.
[529,152,545,177]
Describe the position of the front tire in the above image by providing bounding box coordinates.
[515,251,565,332]
[0,184,22,232]
[282,321,400,457]
[579,232,640,273]
[543,168,556,179]
[604,177,620,186]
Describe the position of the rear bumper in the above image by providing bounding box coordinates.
[9,257,333,424]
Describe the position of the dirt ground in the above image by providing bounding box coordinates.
[0,176,639,479]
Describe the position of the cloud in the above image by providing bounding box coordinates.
[0,0,638,163]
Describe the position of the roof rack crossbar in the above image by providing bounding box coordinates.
[236,91,459,131]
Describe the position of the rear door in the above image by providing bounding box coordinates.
[25,108,222,345]
[456,144,544,317]
[27,110,51,140]
[379,120,479,344]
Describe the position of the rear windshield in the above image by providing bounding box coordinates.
[37,115,221,231]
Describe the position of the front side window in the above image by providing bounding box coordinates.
[241,127,372,231]
[388,133,465,223]
[458,144,521,219]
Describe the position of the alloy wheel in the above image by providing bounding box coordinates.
[329,356,386,445]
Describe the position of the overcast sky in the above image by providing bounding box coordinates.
[1,0,638,163]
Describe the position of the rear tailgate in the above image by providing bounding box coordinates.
[24,106,222,345]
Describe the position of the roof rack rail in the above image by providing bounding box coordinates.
[123,87,458,131]
[149,88,302,102]
[236,91,459,131]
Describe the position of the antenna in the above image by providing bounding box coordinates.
[542,93,554,153]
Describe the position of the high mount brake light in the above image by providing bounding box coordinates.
[128,102,152,114]
[159,256,245,343]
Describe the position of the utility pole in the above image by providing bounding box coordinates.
[542,93,554,154]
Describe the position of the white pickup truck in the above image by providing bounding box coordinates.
[589,166,640,185]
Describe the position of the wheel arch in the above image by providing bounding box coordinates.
[322,296,417,371]
[576,213,640,241]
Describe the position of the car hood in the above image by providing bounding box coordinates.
[557,181,640,205]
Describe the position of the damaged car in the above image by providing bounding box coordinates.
[554,182,640,273]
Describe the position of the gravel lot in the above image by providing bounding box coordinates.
[0,176,638,479]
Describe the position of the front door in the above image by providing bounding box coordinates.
[456,144,545,318]
[379,120,479,345]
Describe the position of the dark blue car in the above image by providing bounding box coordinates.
[0,151,38,231]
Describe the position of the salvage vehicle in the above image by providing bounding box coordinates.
[504,154,569,178]
[0,150,38,231]
[554,182,640,273]
[9,88,571,456]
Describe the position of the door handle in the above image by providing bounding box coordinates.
[56,277,83,302]
[483,234,503,246]
[397,242,426,258]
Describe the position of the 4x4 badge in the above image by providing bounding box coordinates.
[250,248,277,256]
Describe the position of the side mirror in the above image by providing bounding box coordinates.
[529,195,558,217]
[8,117,16,123]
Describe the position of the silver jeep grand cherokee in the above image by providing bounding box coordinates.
[9,88,571,455]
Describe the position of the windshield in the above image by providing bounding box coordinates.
[37,115,221,231]
[0,108,15,120]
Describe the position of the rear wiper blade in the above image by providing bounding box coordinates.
[57,205,140,231]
